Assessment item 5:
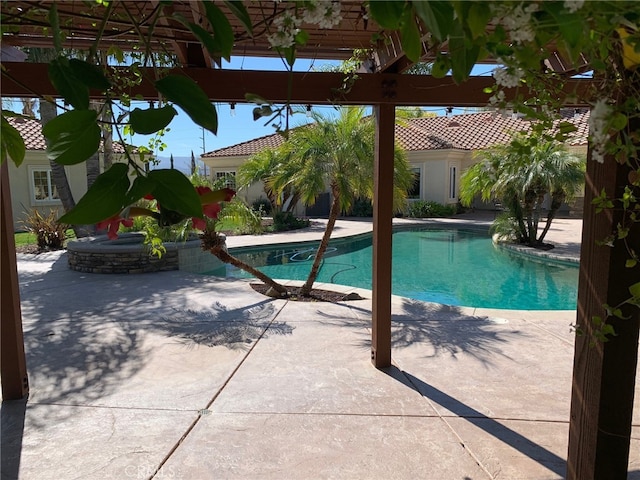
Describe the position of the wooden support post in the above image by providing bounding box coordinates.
[567,147,640,478]
[371,104,395,368]
[1,161,29,400]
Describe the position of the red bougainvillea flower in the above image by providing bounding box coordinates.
[191,186,231,230]
[197,186,236,204]
[96,214,134,240]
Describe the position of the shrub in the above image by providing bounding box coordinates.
[21,208,69,251]
[271,211,310,232]
[216,199,264,235]
[407,201,456,218]
[349,197,373,217]
[252,197,272,215]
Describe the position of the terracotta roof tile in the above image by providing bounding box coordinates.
[7,116,128,153]
[202,131,287,158]
[204,111,589,159]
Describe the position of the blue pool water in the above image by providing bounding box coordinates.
[206,228,579,310]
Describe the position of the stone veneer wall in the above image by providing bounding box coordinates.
[67,233,225,274]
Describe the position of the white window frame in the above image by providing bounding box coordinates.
[29,166,61,205]
[215,170,236,190]
[448,164,458,201]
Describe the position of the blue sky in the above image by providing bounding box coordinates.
[133,57,495,170]
[133,56,343,168]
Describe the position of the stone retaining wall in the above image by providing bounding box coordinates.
[67,233,225,274]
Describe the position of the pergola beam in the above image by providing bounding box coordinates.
[0,63,592,107]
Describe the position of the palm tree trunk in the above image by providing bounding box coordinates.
[208,245,289,297]
[531,193,546,244]
[300,186,341,296]
[102,103,113,170]
[538,190,565,244]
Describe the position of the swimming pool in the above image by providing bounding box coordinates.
[206,227,579,310]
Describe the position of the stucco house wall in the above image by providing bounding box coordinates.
[8,152,88,230]
[7,116,133,231]
[202,111,590,217]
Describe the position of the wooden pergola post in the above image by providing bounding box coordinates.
[371,103,396,368]
[1,161,29,400]
[567,129,640,477]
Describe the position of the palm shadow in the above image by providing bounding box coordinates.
[317,297,525,367]
[385,366,566,477]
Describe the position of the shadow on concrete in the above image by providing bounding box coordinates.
[386,366,567,477]
[16,257,292,415]
[1,398,27,480]
[153,299,293,351]
[316,298,524,366]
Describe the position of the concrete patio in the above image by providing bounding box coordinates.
[2,216,639,479]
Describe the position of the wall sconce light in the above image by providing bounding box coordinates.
[230,103,236,117]
[306,104,312,117]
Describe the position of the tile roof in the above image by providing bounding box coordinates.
[7,116,128,153]
[203,110,590,159]
[202,131,288,158]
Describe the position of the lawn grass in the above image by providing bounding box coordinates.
[14,231,37,247]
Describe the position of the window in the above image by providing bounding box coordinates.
[408,167,421,199]
[30,168,60,203]
[449,165,457,200]
[215,171,236,190]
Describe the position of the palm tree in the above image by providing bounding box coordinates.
[276,107,413,296]
[460,131,584,247]
[237,145,300,213]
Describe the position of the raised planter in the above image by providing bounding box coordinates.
[67,232,225,274]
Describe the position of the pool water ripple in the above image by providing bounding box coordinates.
[206,228,578,310]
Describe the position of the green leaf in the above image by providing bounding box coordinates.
[43,110,101,165]
[49,3,62,53]
[224,1,253,37]
[610,112,628,132]
[431,54,450,78]
[130,105,178,135]
[1,116,26,167]
[253,105,273,121]
[190,21,221,59]
[59,163,130,224]
[156,75,218,134]
[368,1,404,30]
[203,1,234,61]
[173,13,222,62]
[400,7,422,62]
[466,2,491,39]
[69,59,111,91]
[245,93,270,105]
[630,281,640,299]
[626,259,638,268]
[49,58,90,110]
[147,169,202,218]
[107,45,125,64]
[126,175,156,204]
[558,121,578,135]
[412,1,455,42]
[449,23,479,84]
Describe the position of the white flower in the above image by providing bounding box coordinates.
[588,98,611,162]
[268,10,301,49]
[492,65,523,88]
[502,3,538,44]
[302,1,343,29]
[564,0,585,13]
[488,90,506,106]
